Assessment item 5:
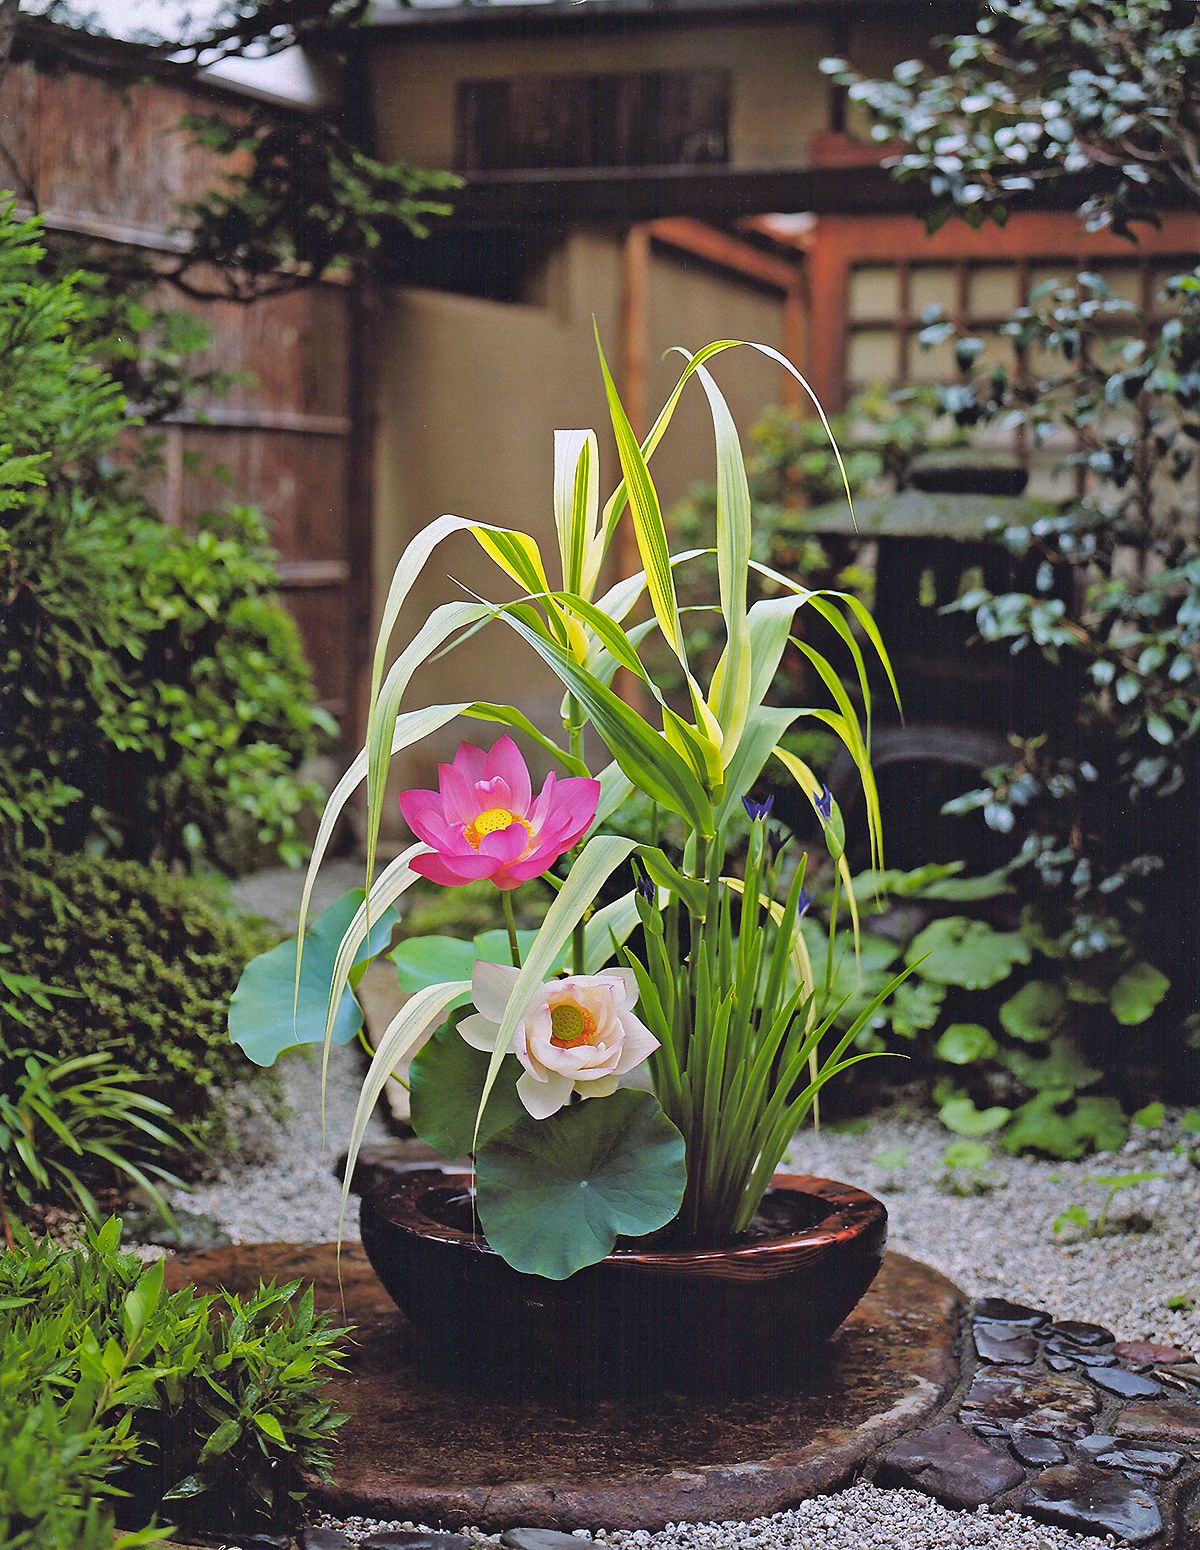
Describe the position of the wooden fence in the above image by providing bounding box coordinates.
[0,29,364,729]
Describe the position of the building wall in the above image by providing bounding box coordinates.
[372,227,784,833]
[369,15,916,174]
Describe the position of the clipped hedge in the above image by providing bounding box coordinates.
[0,855,273,1138]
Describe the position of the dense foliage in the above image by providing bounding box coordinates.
[820,0,1200,1143]
[0,855,273,1142]
[0,1219,347,1544]
[0,198,333,869]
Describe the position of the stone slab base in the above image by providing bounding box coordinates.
[166,1244,963,1531]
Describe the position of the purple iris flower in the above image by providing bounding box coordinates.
[742,794,775,822]
[796,887,814,918]
[815,785,834,822]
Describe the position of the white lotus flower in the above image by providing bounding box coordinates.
[459,961,659,1120]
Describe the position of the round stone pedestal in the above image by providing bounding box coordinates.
[166,1242,963,1531]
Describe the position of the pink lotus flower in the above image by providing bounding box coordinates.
[398,735,600,891]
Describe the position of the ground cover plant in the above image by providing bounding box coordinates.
[820,0,1200,1146]
[0,1218,347,1544]
[231,334,913,1278]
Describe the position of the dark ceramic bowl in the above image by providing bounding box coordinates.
[360,1171,886,1404]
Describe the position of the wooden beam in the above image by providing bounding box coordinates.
[276,560,352,588]
[163,407,353,437]
[446,165,1178,230]
[648,217,800,293]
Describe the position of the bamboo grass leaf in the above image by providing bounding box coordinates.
[337,981,471,1248]
[497,604,714,834]
[594,327,687,670]
[473,834,638,1148]
[554,429,601,598]
[320,844,431,1123]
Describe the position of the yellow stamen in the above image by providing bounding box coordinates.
[550,1000,597,1048]
[463,807,531,850]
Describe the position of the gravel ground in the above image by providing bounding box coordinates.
[167,1043,388,1243]
[781,1100,1200,1352]
[316,1489,1122,1549]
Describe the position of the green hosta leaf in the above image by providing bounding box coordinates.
[409,1011,525,1160]
[921,870,1013,902]
[939,1094,1012,1135]
[888,977,946,1038]
[1131,1101,1166,1129]
[475,1088,686,1279]
[999,980,1066,1043]
[1001,1091,1127,1159]
[935,1023,998,1065]
[230,890,398,1066]
[1180,1109,1200,1134]
[1111,960,1170,1026]
[908,916,1031,990]
[1001,1035,1102,1093]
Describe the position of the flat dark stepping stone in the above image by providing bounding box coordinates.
[1088,1367,1163,1400]
[877,1422,1024,1508]
[1010,1431,1066,1467]
[1114,1399,1200,1444]
[502,1532,592,1550]
[975,1297,1049,1327]
[974,1327,1039,1365]
[1046,1319,1114,1347]
[1115,1341,1192,1367]
[1019,1461,1163,1544]
[166,1243,963,1532]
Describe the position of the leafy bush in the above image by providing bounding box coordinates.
[798,861,1156,1157]
[823,0,1200,1130]
[0,1218,347,1539]
[0,854,274,1143]
[0,196,333,870]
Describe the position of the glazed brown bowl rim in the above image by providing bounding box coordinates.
[364,1170,885,1269]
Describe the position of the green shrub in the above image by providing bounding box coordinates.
[0,195,333,871]
[0,855,274,1141]
[0,1218,347,1539]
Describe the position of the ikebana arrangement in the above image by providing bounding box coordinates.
[231,335,913,1396]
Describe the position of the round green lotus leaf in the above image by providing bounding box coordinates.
[229,889,398,1066]
[409,1011,525,1160]
[475,1089,686,1280]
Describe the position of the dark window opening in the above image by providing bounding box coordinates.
[455,70,731,173]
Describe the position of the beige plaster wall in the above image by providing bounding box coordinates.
[371,21,841,171]
[372,229,783,838]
